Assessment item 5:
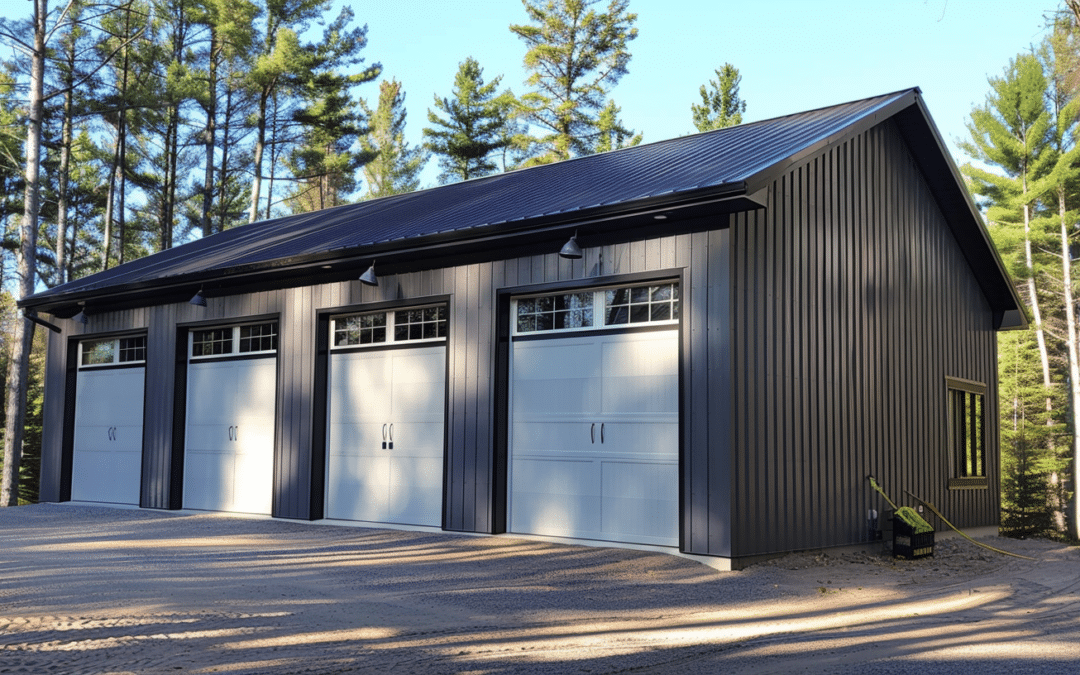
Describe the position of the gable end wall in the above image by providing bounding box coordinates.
[730,119,1000,558]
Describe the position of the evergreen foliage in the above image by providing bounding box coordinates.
[691,63,746,132]
[360,79,427,199]
[510,0,638,163]
[424,57,515,183]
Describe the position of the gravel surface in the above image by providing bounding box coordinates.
[1,503,1077,674]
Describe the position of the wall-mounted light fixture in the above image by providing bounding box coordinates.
[559,231,583,259]
[359,261,378,287]
[189,289,207,307]
[72,307,89,324]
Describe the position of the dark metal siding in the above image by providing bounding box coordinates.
[38,329,66,502]
[730,120,1000,558]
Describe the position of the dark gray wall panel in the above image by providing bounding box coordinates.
[39,328,66,502]
[730,120,1000,558]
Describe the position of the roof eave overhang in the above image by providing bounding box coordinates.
[23,182,765,318]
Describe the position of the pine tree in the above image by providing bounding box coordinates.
[423,57,514,183]
[593,99,640,153]
[691,63,746,132]
[246,2,377,222]
[360,79,426,199]
[287,70,371,212]
[510,0,638,163]
[960,53,1055,409]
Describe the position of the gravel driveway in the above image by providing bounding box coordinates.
[1,503,1077,674]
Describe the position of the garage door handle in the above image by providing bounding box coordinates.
[382,424,387,449]
[388,423,394,450]
[601,423,605,443]
[234,425,238,442]
[590,423,595,444]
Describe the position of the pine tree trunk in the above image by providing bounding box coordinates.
[55,32,75,286]
[1061,187,1080,540]
[1,0,46,506]
[248,90,268,223]
[1024,200,1053,397]
[202,26,217,237]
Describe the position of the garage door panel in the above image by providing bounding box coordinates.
[392,421,445,456]
[331,353,391,422]
[184,450,234,511]
[326,456,389,521]
[326,340,446,527]
[387,456,442,525]
[328,422,385,455]
[600,334,678,376]
[510,326,679,547]
[390,349,444,384]
[602,374,678,415]
[70,446,142,504]
[512,379,601,416]
[510,421,593,454]
[232,421,274,451]
[391,384,443,419]
[511,458,599,497]
[511,458,601,538]
[185,350,276,516]
[235,360,277,421]
[187,363,237,425]
[595,420,678,456]
[72,366,145,506]
[512,341,597,381]
[233,451,274,514]
[112,424,144,453]
[184,423,230,452]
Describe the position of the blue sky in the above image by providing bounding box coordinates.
[354,0,1055,184]
[0,0,1059,185]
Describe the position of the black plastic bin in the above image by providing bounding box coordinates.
[892,516,934,559]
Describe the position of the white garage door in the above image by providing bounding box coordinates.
[184,323,277,515]
[509,283,680,547]
[326,306,446,526]
[71,336,146,505]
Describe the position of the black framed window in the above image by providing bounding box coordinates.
[191,327,233,356]
[79,336,147,367]
[239,323,278,353]
[331,305,447,349]
[947,378,987,488]
[190,323,277,358]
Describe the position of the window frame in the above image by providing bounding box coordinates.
[330,304,448,350]
[79,335,148,369]
[189,321,279,360]
[511,281,681,336]
[946,377,988,490]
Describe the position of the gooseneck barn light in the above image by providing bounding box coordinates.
[559,231,583,259]
[189,289,207,307]
[72,308,89,325]
[359,261,379,287]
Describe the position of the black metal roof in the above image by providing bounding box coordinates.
[22,87,1025,327]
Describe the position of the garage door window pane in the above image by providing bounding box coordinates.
[335,313,387,346]
[516,292,593,333]
[118,336,146,363]
[192,328,233,356]
[239,323,278,353]
[605,283,679,326]
[81,340,115,366]
[394,306,447,342]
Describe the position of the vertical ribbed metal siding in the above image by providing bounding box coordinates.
[37,229,729,545]
[730,120,999,558]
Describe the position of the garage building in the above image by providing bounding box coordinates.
[24,88,1025,568]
